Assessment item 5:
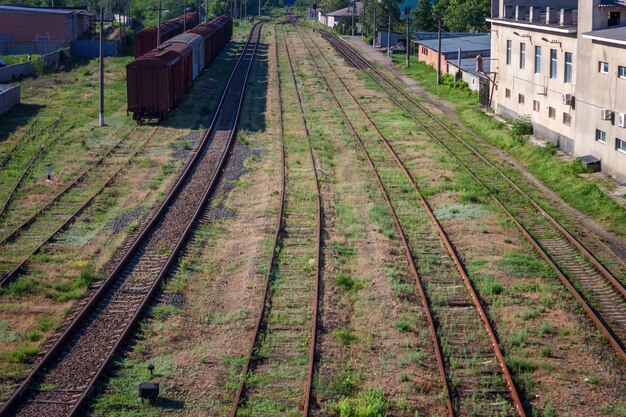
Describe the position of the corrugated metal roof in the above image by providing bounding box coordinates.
[448,57,490,76]
[416,34,491,54]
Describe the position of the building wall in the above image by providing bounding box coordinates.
[0,13,70,42]
[0,84,20,115]
[418,46,449,72]
[491,24,578,153]
[575,0,626,181]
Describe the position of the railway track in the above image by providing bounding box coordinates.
[295,24,525,417]
[317,29,626,361]
[0,118,65,220]
[0,118,45,168]
[0,127,158,286]
[230,23,322,416]
[0,22,263,417]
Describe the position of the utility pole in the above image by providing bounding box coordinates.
[405,7,410,67]
[387,14,391,57]
[206,0,209,22]
[99,7,105,127]
[437,16,442,84]
[372,5,376,47]
[258,0,260,17]
[351,0,355,36]
[183,1,187,32]
[156,0,162,48]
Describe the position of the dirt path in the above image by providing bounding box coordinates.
[343,35,626,268]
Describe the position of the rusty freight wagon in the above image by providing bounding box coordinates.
[189,16,233,67]
[134,12,199,58]
[126,43,193,123]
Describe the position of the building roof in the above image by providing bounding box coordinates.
[598,0,626,7]
[0,5,93,15]
[583,25,626,46]
[327,2,364,17]
[416,34,491,54]
[448,57,490,77]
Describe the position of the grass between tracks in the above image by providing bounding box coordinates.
[389,55,626,239]
[0,22,255,404]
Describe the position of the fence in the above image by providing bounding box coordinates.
[71,39,120,58]
[42,47,70,69]
[0,41,70,55]
[0,84,20,115]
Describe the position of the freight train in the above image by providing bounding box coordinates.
[127,16,233,124]
[134,12,200,58]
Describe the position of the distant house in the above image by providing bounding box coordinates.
[0,5,94,43]
[323,2,364,31]
[415,34,491,71]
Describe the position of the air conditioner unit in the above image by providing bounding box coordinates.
[562,93,572,105]
[619,113,626,128]
[601,109,613,120]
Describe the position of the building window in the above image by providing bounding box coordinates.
[506,40,512,65]
[599,61,609,74]
[617,138,626,153]
[550,49,557,79]
[563,113,571,125]
[534,46,541,74]
[596,129,606,143]
[564,52,573,83]
[520,43,526,69]
[505,88,511,98]
[549,107,556,119]
[619,66,626,79]
[518,94,525,104]
[533,100,540,112]
[609,12,621,27]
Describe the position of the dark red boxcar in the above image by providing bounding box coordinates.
[127,43,193,122]
[134,12,199,58]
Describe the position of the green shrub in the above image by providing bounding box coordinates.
[333,328,359,347]
[511,116,533,139]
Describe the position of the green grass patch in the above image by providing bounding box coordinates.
[434,203,489,220]
[334,387,388,417]
[333,328,359,347]
[498,252,556,279]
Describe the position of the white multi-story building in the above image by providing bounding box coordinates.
[487,0,626,182]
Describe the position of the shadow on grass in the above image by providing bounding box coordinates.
[239,41,269,133]
[0,103,44,142]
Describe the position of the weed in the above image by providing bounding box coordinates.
[543,402,557,417]
[394,315,414,333]
[539,346,551,358]
[2,344,40,363]
[151,304,179,320]
[409,350,427,365]
[539,320,554,335]
[24,330,42,342]
[499,253,555,279]
[36,316,55,332]
[474,274,504,295]
[333,328,359,347]
[0,321,19,343]
[335,387,388,417]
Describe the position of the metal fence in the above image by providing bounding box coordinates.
[0,84,20,115]
[71,39,120,58]
[0,41,70,55]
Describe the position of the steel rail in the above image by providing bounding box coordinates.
[0,118,44,168]
[327,31,626,299]
[0,22,263,417]
[299,24,526,416]
[0,128,159,287]
[229,23,288,416]
[318,29,626,361]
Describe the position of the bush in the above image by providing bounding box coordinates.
[511,116,533,140]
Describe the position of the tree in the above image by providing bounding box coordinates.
[440,0,489,32]
[411,0,435,31]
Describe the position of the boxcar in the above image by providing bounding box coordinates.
[189,16,233,67]
[127,43,193,123]
[134,12,199,58]
[162,32,205,80]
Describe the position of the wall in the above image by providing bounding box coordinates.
[575,0,626,182]
[417,46,449,72]
[0,62,35,82]
[491,23,578,152]
[446,63,481,91]
[0,84,20,115]
[0,13,68,42]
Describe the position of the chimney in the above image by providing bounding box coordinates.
[560,9,573,26]
[504,4,514,18]
[515,5,526,21]
[529,6,541,23]
[546,7,558,24]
